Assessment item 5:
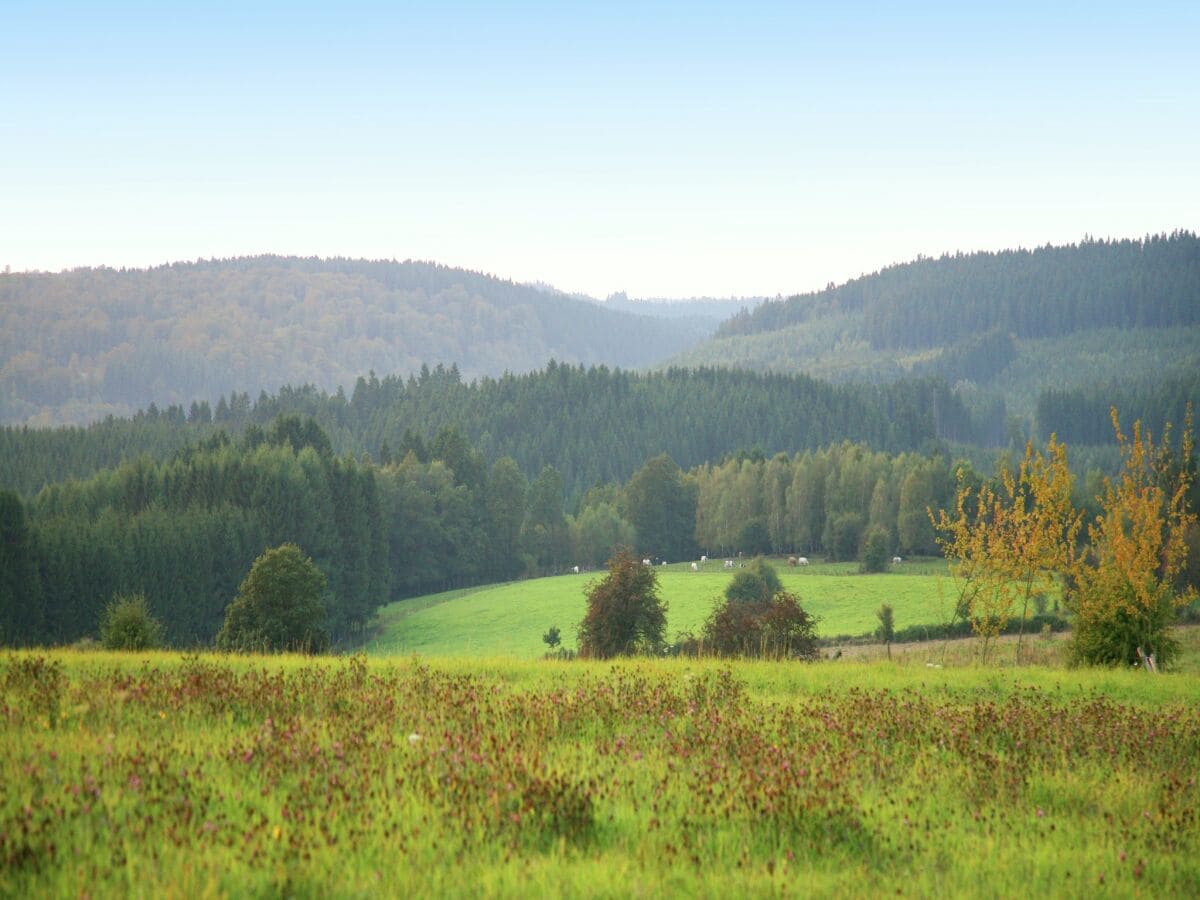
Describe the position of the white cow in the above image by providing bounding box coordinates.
[661,560,668,566]
[690,562,698,572]
[643,559,652,566]
[700,555,708,563]
[723,559,734,569]
[797,557,809,567]
[572,565,580,574]
[892,556,902,565]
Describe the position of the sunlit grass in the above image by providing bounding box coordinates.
[366,557,959,658]
[2,648,1197,898]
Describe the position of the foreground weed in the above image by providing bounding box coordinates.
[0,652,1197,897]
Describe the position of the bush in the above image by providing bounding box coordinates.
[875,603,895,643]
[860,527,891,573]
[217,544,330,653]
[875,603,895,658]
[724,558,782,604]
[578,547,667,658]
[820,613,1070,646]
[704,590,818,659]
[1067,590,1180,669]
[99,594,165,651]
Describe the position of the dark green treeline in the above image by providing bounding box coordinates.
[718,232,1200,350]
[1,412,981,647]
[1036,373,1200,445]
[0,363,996,501]
[10,423,387,648]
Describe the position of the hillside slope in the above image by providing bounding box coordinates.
[0,257,713,425]
[365,563,953,659]
[667,233,1200,429]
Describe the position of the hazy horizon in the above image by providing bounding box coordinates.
[4,1,1197,298]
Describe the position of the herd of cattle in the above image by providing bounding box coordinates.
[570,555,903,574]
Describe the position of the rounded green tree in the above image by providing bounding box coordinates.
[99,593,165,651]
[724,557,782,604]
[860,526,891,573]
[217,544,330,653]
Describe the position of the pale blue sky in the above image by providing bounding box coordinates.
[2,1,1197,297]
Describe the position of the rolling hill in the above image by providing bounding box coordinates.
[666,233,1200,433]
[0,257,714,425]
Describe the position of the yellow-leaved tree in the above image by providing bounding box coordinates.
[933,438,1080,663]
[993,438,1081,661]
[1067,409,1197,668]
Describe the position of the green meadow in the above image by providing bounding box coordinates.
[3,649,1198,898]
[366,558,960,658]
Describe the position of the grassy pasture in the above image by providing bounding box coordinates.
[2,649,1197,898]
[366,558,960,658]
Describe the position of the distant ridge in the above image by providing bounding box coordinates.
[717,232,1199,348]
[0,256,714,425]
[670,232,1200,430]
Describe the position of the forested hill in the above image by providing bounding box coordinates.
[669,233,1200,427]
[0,363,1000,501]
[717,232,1200,349]
[0,256,713,426]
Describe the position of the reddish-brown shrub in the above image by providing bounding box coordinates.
[578,547,668,658]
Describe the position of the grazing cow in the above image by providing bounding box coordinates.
[572,565,580,574]
[643,559,651,566]
[661,560,668,566]
[892,556,902,565]
[700,555,708,563]
[788,556,798,567]
[690,562,699,572]
[797,557,809,567]
[723,559,734,569]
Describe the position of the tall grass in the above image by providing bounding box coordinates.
[2,649,1197,897]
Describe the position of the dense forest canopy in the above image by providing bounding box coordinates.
[0,414,973,649]
[3,234,1197,651]
[6,236,1196,438]
[716,232,1200,349]
[1035,373,1200,445]
[670,233,1200,428]
[6,406,1192,651]
[0,363,1001,501]
[0,256,713,425]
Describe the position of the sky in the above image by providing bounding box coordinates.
[2,1,1198,298]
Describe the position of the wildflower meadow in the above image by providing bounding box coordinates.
[2,650,1197,897]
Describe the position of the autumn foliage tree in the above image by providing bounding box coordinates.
[994,438,1081,659]
[1067,409,1197,668]
[578,547,667,658]
[933,439,1080,663]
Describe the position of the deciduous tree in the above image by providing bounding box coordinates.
[933,441,1081,663]
[99,593,165,651]
[578,547,667,658]
[217,543,329,653]
[1068,409,1197,667]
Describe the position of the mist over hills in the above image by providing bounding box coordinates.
[0,256,715,425]
[602,292,759,324]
